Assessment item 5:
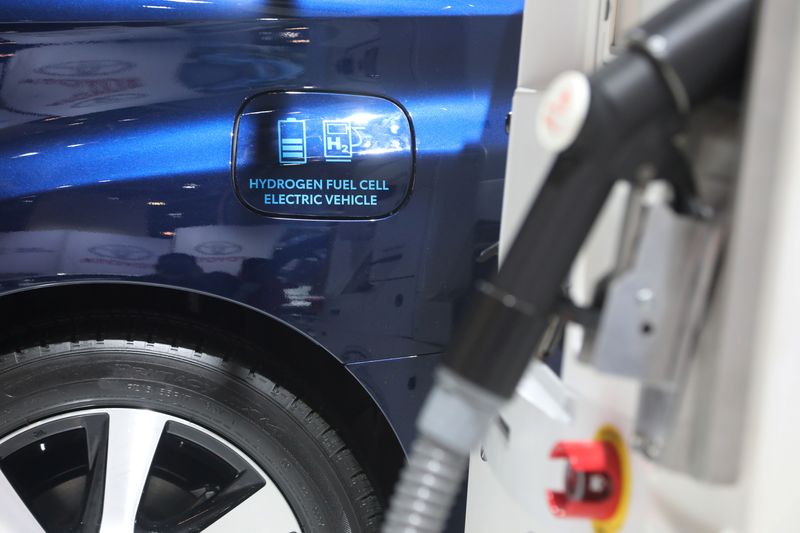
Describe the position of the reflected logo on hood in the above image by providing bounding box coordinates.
[194,241,242,256]
[36,59,135,77]
[89,244,153,261]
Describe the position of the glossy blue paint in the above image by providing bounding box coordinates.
[347,353,439,447]
[4,1,522,22]
[0,4,522,509]
[347,352,470,533]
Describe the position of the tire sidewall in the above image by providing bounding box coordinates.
[0,341,366,533]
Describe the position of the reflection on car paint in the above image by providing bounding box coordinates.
[0,6,523,500]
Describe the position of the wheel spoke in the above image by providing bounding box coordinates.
[0,408,301,533]
[98,409,167,533]
[79,414,110,532]
[0,468,46,533]
[167,468,265,530]
[201,483,302,533]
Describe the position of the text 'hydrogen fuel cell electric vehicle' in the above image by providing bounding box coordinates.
[0,2,522,532]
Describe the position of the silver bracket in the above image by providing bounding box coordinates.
[584,201,724,463]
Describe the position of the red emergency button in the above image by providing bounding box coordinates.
[546,440,622,520]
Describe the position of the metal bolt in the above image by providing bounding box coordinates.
[647,34,668,59]
[636,288,654,306]
[633,434,663,458]
[635,163,657,183]
[588,473,608,494]
[644,438,663,458]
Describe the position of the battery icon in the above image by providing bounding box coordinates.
[278,118,307,165]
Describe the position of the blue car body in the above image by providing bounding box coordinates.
[0,0,522,520]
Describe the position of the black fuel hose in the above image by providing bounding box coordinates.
[383,1,754,532]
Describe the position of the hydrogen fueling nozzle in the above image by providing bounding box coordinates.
[382,1,754,532]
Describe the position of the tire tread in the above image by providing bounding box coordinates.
[0,331,383,532]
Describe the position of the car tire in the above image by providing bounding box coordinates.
[0,336,382,533]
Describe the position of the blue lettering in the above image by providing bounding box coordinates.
[250,178,271,189]
[325,179,356,190]
[358,179,389,191]
[264,193,324,206]
[323,194,378,206]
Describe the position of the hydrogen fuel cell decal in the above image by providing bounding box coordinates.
[233,92,414,219]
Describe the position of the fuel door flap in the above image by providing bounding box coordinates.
[233,91,414,219]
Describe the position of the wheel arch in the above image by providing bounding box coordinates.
[0,281,404,504]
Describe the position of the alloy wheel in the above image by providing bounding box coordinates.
[0,408,302,533]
